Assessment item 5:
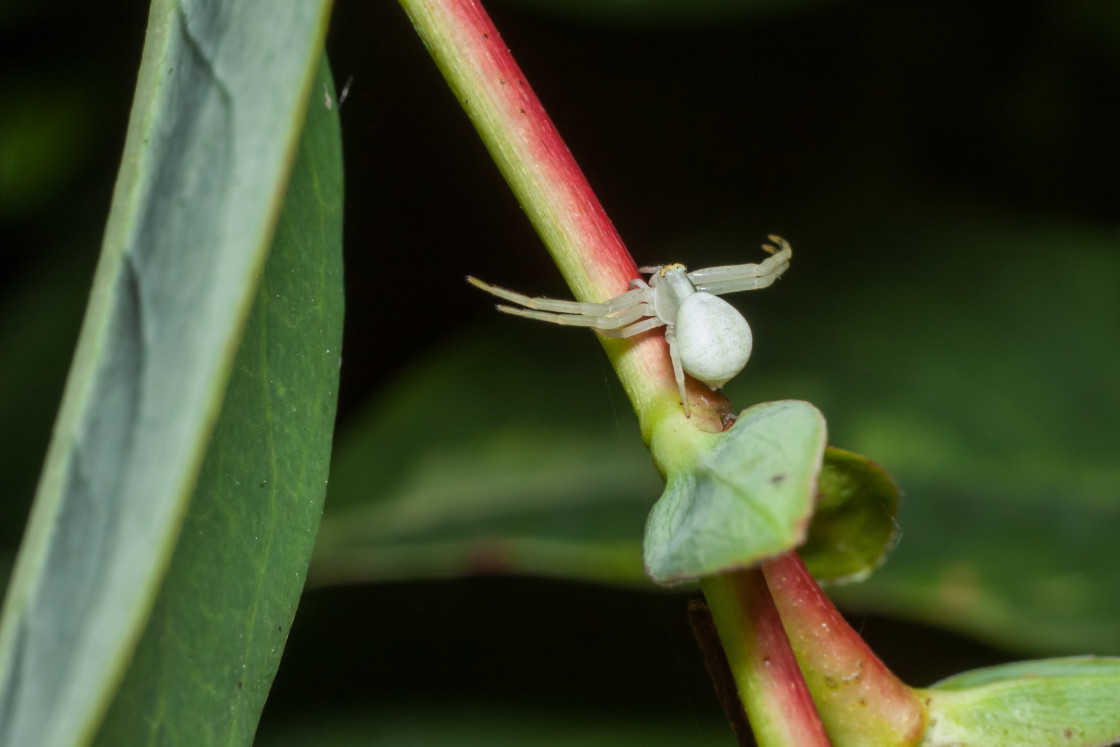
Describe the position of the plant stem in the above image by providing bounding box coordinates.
[762,552,927,746]
[396,0,731,433]
[399,6,843,744]
[701,571,832,746]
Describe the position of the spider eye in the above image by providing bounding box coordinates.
[660,262,688,277]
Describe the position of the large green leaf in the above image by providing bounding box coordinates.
[258,705,732,747]
[791,219,1120,655]
[0,1,334,745]
[312,330,660,587]
[92,55,343,745]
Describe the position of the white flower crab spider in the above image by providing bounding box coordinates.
[468,235,791,417]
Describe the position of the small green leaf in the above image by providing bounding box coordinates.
[643,400,826,585]
[921,657,1120,746]
[800,447,900,583]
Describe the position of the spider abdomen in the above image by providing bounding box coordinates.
[674,292,752,389]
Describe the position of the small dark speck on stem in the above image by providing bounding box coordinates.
[771,473,789,485]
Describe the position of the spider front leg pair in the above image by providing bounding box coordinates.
[468,235,792,417]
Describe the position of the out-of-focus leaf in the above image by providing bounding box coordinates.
[312,330,661,587]
[92,55,343,746]
[644,400,826,585]
[920,656,1120,746]
[774,218,1120,655]
[800,447,900,583]
[256,705,732,747]
[0,1,333,744]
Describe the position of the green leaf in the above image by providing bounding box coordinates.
[0,1,333,744]
[92,54,343,745]
[921,657,1120,746]
[643,400,826,585]
[800,447,900,583]
[257,705,733,747]
[312,329,661,587]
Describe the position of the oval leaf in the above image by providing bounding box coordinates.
[643,400,827,585]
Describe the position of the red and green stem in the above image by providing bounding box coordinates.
[396,2,926,745]
[702,570,832,746]
[762,552,927,745]
[396,0,732,436]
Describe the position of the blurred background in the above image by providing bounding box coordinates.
[2,0,1118,744]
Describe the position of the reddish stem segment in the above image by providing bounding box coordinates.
[419,1,635,289]
[398,0,730,428]
[702,571,832,746]
[762,553,927,746]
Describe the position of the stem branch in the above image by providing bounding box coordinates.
[762,552,927,746]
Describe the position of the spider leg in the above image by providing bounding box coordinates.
[687,235,792,295]
[495,301,653,331]
[663,324,690,417]
[597,315,665,338]
[468,276,646,316]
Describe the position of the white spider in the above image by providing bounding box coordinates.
[468,235,791,417]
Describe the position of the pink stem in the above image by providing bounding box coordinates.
[702,570,833,746]
[398,0,730,427]
[762,552,927,746]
